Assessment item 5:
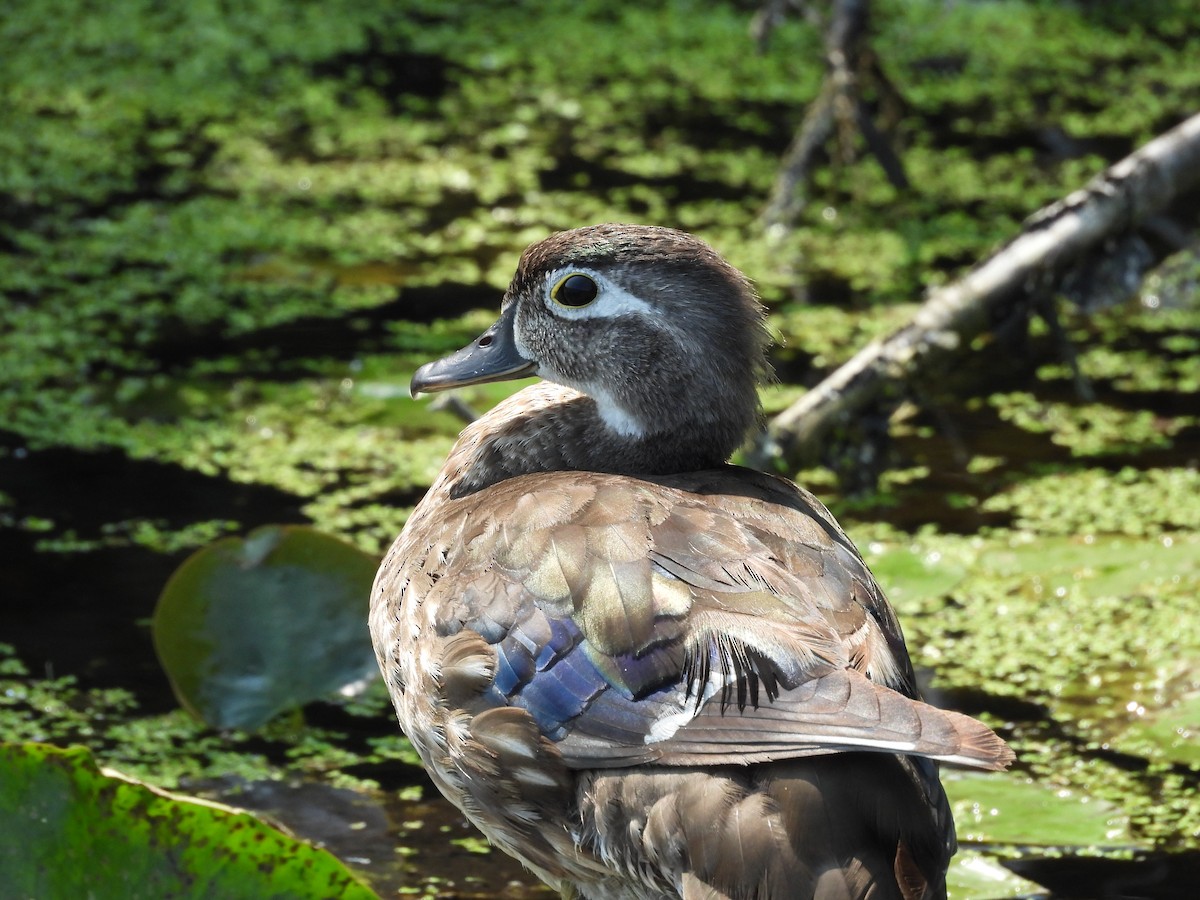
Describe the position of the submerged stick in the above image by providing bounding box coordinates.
[761,0,908,229]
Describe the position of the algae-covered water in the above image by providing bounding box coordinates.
[2,1,1198,896]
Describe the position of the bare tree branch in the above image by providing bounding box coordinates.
[761,0,907,229]
[749,111,1200,471]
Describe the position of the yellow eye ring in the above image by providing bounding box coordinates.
[551,273,599,308]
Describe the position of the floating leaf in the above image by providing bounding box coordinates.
[0,742,378,899]
[1112,691,1200,766]
[154,525,379,730]
[946,851,1048,899]
[978,533,1200,600]
[944,771,1135,846]
[865,542,972,604]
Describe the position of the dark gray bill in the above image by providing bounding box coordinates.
[410,304,536,397]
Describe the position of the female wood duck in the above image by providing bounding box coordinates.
[370,224,1013,900]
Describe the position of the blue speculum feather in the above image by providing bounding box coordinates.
[490,602,789,743]
[513,647,605,738]
[492,645,530,697]
[535,617,579,671]
[490,610,687,741]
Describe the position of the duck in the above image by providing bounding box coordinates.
[369,223,1013,900]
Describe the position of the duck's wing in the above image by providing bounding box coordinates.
[397,468,1013,773]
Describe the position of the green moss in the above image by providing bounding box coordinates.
[770,303,919,368]
[0,644,421,792]
[36,520,241,555]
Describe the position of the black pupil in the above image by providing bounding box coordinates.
[557,274,597,307]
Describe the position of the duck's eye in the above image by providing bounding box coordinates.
[551,273,598,308]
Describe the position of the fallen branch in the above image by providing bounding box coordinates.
[749,111,1200,471]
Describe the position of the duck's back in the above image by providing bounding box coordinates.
[371,465,1002,899]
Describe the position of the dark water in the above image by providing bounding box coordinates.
[1007,850,1200,900]
[0,432,306,702]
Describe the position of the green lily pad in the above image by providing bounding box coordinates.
[1111,691,1200,766]
[978,533,1200,600]
[944,771,1135,846]
[946,851,1048,899]
[153,525,380,730]
[0,742,378,899]
[864,541,973,604]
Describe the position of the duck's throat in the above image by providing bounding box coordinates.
[590,387,647,439]
[437,383,744,499]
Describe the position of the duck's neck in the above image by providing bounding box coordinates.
[430,381,754,501]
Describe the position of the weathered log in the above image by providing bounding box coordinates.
[749,111,1200,471]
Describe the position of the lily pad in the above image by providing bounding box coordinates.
[864,541,973,604]
[1111,691,1200,766]
[0,742,378,899]
[153,525,380,730]
[944,771,1135,846]
[978,533,1200,600]
[946,851,1048,899]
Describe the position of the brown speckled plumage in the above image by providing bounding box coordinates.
[370,224,1013,899]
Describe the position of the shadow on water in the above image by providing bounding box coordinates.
[0,429,307,701]
[146,280,501,377]
[1006,850,1200,900]
[192,776,555,899]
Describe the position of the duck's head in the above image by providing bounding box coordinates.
[412,224,772,466]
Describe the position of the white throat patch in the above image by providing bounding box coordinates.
[524,356,647,439]
[592,388,646,438]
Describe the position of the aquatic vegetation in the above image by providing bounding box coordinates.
[0,742,377,900]
[865,530,1200,845]
[154,526,379,730]
[990,392,1195,457]
[1,644,390,788]
[981,468,1200,536]
[2,0,1199,894]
